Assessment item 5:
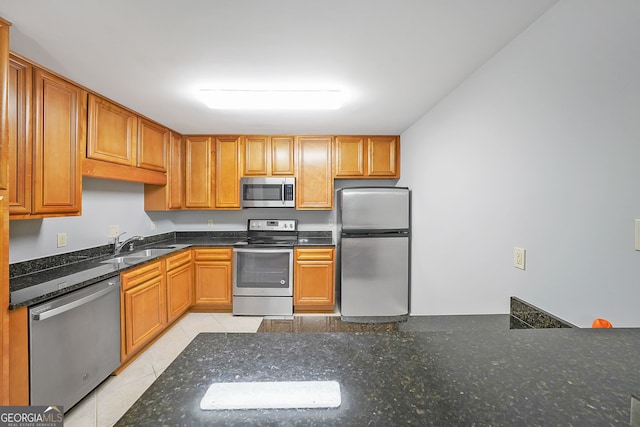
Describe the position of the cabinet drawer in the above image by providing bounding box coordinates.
[165,249,192,271]
[194,248,232,261]
[121,260,163,291]
[295,247,334,261]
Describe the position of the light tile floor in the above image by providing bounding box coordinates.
[63,313,264,427]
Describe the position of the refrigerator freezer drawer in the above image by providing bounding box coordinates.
[340,236,409,317]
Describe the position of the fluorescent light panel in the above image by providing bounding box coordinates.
[200,88,345,110]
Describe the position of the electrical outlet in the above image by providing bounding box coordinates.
[57,233,67,248]
[150,221,157,231]
[109,225,120,238]
[514,247,526,270]
[208,220,214,228]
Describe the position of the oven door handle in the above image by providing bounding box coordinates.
[31,282,119,321]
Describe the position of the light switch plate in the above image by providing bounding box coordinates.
[57,233,67,248]
[514,247,526,270]
[635,220,640,250]
[109,225,120,238]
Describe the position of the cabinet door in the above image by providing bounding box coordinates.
[138,118,168,172]
[334,136,365,177]
[143,131,183,210]
[243,135,269,176]
[184,136,213,208]
[86,94,137,166]
[368,136,399,177]
[121,261,166,360]
[167,132,183,208]
[296,136,333,209]
[215,136,241,209]
[294,248,335,312]
[7,55,32,215]
[32,68,85,215]
[271,136,295,175]
[166,261,193,324]
[193,248,233,310]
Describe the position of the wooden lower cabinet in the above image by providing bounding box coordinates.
[120,260,166,362]
[294,247,335,312]
[193,248,233,311]
[166,250,193,323]
[8,307,29,405]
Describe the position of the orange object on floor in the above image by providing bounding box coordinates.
[592,318,613,328]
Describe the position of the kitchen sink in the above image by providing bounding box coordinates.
[101,246,179,265]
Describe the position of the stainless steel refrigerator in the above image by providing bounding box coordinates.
[337,187,410,321]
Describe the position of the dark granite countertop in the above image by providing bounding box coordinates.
[9,231,334,309]
[115,328,640,426]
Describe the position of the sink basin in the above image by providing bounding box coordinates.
[101,256,146,265]
[101,247,177,265]
[128,248,174,257]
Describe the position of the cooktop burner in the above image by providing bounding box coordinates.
[235,219,298,247]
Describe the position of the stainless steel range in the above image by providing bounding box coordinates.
[233,219,297,316]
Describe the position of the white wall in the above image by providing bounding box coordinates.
[9,178,357,263]
[399,0,640,327]
[9,178,162,262]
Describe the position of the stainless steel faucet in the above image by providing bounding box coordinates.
[113,232,144,255]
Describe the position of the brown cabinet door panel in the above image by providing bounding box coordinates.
[184,136,213,208]
[215,136,240,209]
[271,136,295,175]
[32,69,84,215]
[8,55,32,215]
[368,136,399,177]
[243,135,269,176]
[193,248,232,310]
[87,94,137,166]
[294,247,335,311]
[334,136,365,177]
[166,262,193,323]
[123,277,166,357]
[296,136,333,209]
[138,118,168,172]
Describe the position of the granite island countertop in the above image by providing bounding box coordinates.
[115,328,640,426]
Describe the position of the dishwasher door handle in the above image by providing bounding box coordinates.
[31,282,119,321]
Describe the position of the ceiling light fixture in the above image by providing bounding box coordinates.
[199,88,345,110]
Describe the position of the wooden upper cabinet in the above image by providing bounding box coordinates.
[87,94,137,167]
[368,136,399,177]
[335,135,400,178]
[138,118,168,172]
[84,95,166,185]
[7,55,32,215]
[271,136,295,175]
[32,68,85,216]
[243,135,269,176]
[143,131,183,210]
[296,136,333,210]
[184,135,213,208]
[334,136,365,177]
[215,136,241,209]
[242,135,294,176]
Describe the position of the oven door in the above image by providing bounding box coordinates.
[233,248,293,296]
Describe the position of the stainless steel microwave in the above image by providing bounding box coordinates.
[240,177,295,208]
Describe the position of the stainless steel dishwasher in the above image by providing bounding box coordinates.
[29,277,121,411]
